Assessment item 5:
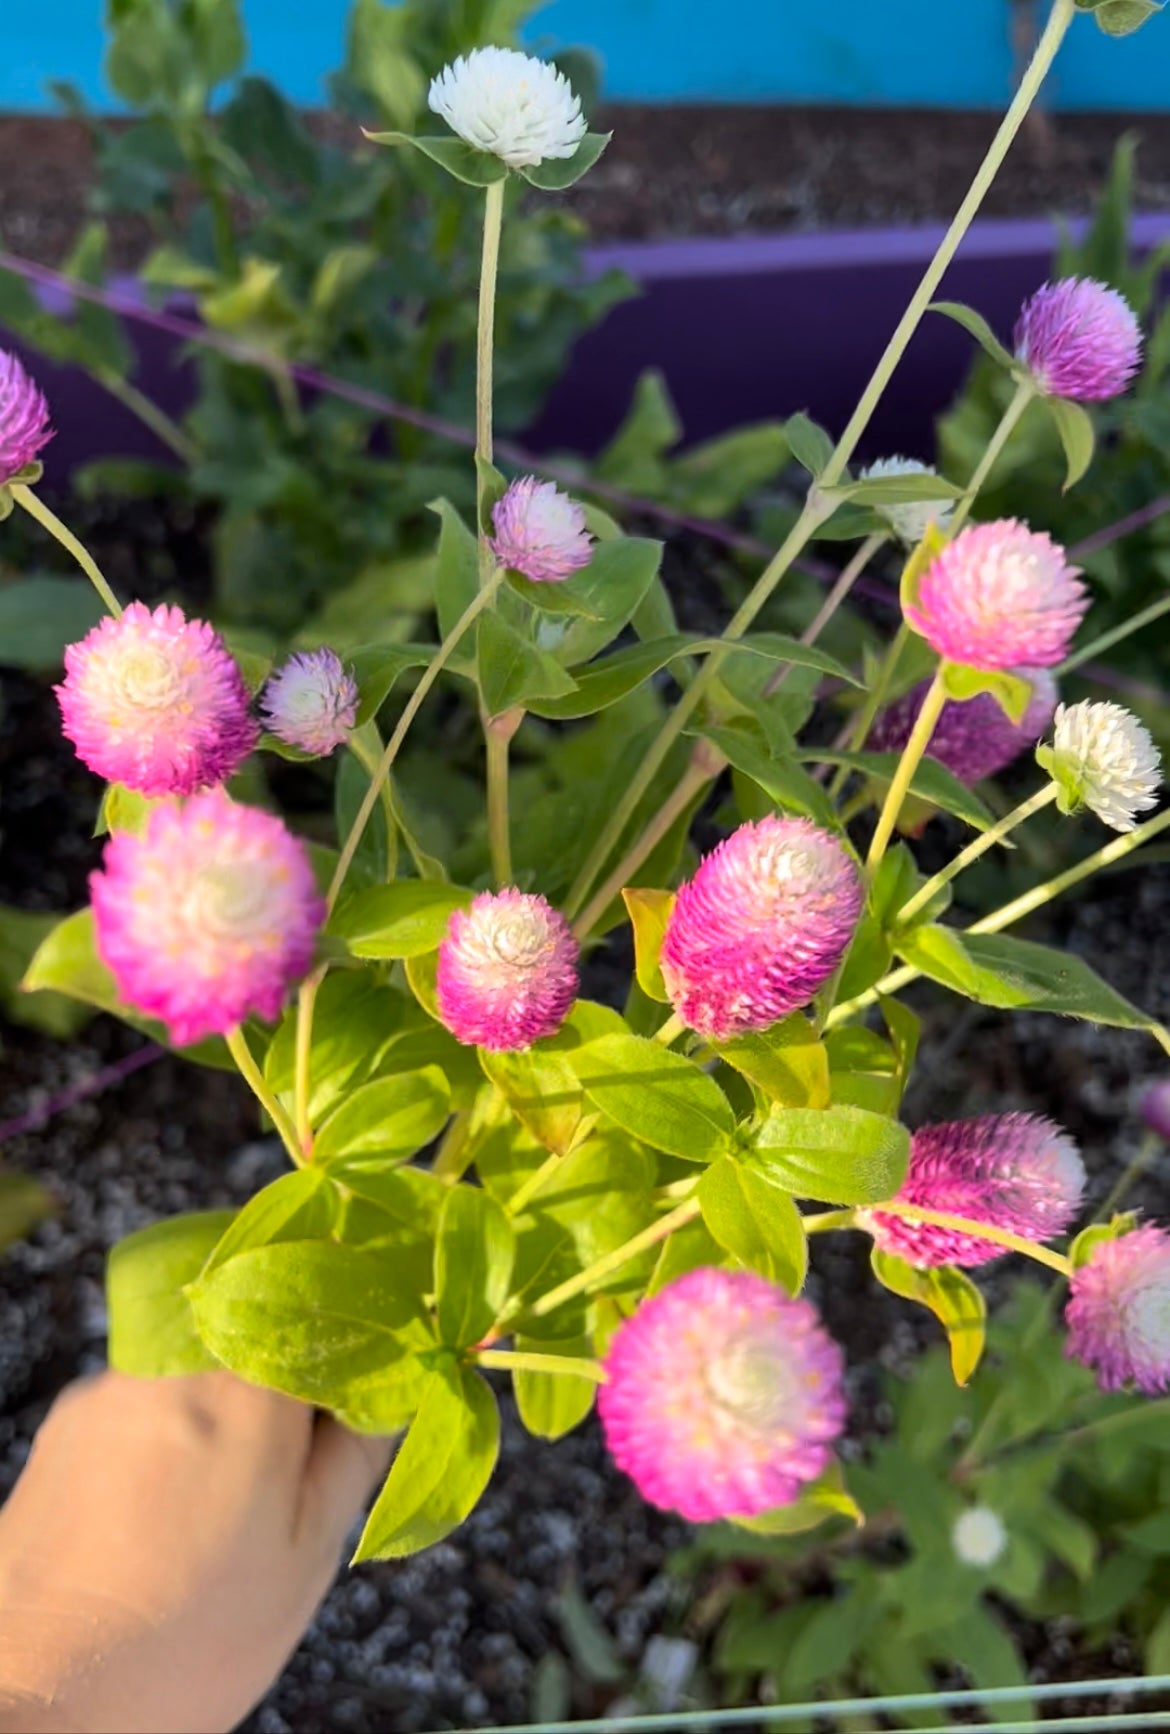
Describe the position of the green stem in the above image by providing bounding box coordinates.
[827,623,911,799]
[485,707,521,887]
[866,670,949,872]
[292,965,326,1159]
[192,128,239,279]
[653,1010,686,1046]
[948,380,1035,538]
[524,1197,701,1322]
[876,1202,1070,1275]
[476,179,505,487]
[225,1026,303,1168]
[507,1148,566,1218]
[1059,591,1170,675]
[764,532,887,698]
[97,372,198,464]
[328,570,504,910]
[347,731,400,881]
[804,1208,858,1234]
[432,1108,475,1182]
[572,755,715,941]
[475,1349,606,1382]
[896,782,1058,927]
[11,486,123,617]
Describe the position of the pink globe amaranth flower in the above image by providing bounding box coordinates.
[90,790,324,1048]
[436,888,579,1050]
[0,349,53,485]
[904,519,1088,672]
[56,602,258,797]
[1066,1224,1170,1393]
[488,476,593,584]
[1014,278,1142,402]
[865,1113,1085,1269]
[599,1267,847,1523]
[869,667,1058,788]
[659,816,863,1040]
[260,648,359,756]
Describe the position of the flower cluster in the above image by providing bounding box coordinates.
[437,889,579,1050]
[429,48,587,169]
[261,649,359,756]
[1040,699,1162,832]
[1066,1225,1170,1393]
[1014,277,1142,403]
[489,477,593,583]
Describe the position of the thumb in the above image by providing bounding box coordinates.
[300,1416,393,1559]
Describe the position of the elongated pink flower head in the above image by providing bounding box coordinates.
[1066,1224,1170,1393]
[489,476,593,584]
[1014,278,1142,402]
[261,648,359,756]
[865,1113,1085,1268]
[57,602,257,796]
[659,816,862,1040]
[904,519,1087,672]
[869,668,1058,788]
[599,1267,846,1522]
[0,349,52,485]
[90,790,323,1047]
[436,889,579,1050]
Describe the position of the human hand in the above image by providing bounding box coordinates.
[0,1370,389,1733]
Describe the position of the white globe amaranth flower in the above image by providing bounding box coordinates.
[428,47,587,169]
[1039,700,1162,832]
[859,455,955,546]
[952,1506,1008,1569]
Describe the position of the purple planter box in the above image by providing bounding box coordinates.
[7,212,1170,489]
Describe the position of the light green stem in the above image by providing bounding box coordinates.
[896,782,1059,927]
[524,1198,701,1322]
[877,1202,1071,1275]
[97,371,198,464]
[572,756,714,941]
[328,570,504,910]
[11,485,123,617]
[291,966,326,1158]
[948,380,1036,538]
[347,731,400,881]
[866,670,949,872]
[764,532,887,698]
[828,622,911,799]
[475,1349,606,1383]
[1059,591,1170,675]
[485,707,521,887]
[476,179,505,487]
[653,1010,686,1046]
[804,1209,858,1234]
[225,1026,303,1168]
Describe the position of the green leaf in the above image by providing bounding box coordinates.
[1092,0,1162,34]
[714,1017,831,1109]
[830,470,965,506]
[479,1042,584,1156]
[733,1464,863,1536]
[348,643,434,727]
[430,498,480,639]
[363,129,508,186]
[569,1032,736,1161]
[783,412,835,477]
[749,1106,910,1205]
[512,1334,597,1439]
[202,1171,338,1276]
[0,1170,54,1251]
[895,926,1160,1031]
[1045,395,1096,490]
[698,1156,807,1293]
[929,300,1016,369]
[0,576,106,670]
[329,880,472,958]
[705,725,841,830]
[0,905,92,1038]
[622,887,674,1003]
[1069,1212,1139,1269]
[435,1184,516,1348]
[476,609,578,715]
[264,974,407,1123]
[517,131,611,190]
[97,784,159,837]
[871,1249,987,1385]
[824,1025,901,1117]
[108,1211,236,1378]
[807,749,996,834]
[939,659,1035,724]
[354,1366,499,1560]
[314,1068,452,1165]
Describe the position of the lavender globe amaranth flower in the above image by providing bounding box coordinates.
[1141,1080,1170,1143]
[905,519,1087,673]
[261,649,359,757]
[437,889,579,1051]
[1039,700,1162,833]
[428,48,586,169]
[56,602,257,796]
[869,667,1058,788]
[865,1113,1086,1269]
[598,1267,846,1523]
[489,477,593,584]
[659,816,862,1041]
[90,790,324,1047]
[1066,1224,1170,1393]
[1015,278,1142,402]
[859,456,955,547]
[0,350,53,485]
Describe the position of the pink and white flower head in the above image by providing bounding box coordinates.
[865,1113,1085,1269]
[904,519,1087,672]
[90,790,323,1047]
[869,667,1058,788]
[260,649,358,757]
[0,349,52,485]
[1014,278,1142,403]
[436,888,578,1051]
[659,816,862,1040]
[599,1267,846,1523]
[489,476,593,584]
[56,602,257,796]
[1066,1224,1170,1393]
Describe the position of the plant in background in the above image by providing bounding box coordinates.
[9,14,1170,1709]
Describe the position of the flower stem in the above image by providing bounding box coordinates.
[485,707,521,887]
[827,622,911,798]
[804,1208,858,1234]
[291,965,326,1159]
[948,379,1036,538]
[572,754,715,941]
[476,179,505,483]
[1059,591,1170,675]
[875,1201,1071,1275]
[764,532,887,698]
[328,570,504,910]
[225,1025,303,1168]
[866,670,949,872]
[524,1197,701,1322]
[475,1348,606,1383]
[11,485,123,617]
[347,730,400,880]
[896,782,1059,927]
[653,1010,686,1046]
[96,371,198,465]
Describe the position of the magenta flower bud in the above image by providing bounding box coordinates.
[1014,278,1142,403]
[261,649,359,757]
[90,790,324,1048]
[1066,1224,1170,1393]
[0,349,53,485]
[869,667,1058,787]
[904,519,1087,672]
[56,602,258,797]
[489,476,593,584]
[599,1267,847,1523]
[865,1113,1085,1269]
[659,816,863,1040]
[436,889,579,1051]
[1141,1081,1170,1142]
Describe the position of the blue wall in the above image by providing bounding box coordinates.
[5,0,1170,111]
